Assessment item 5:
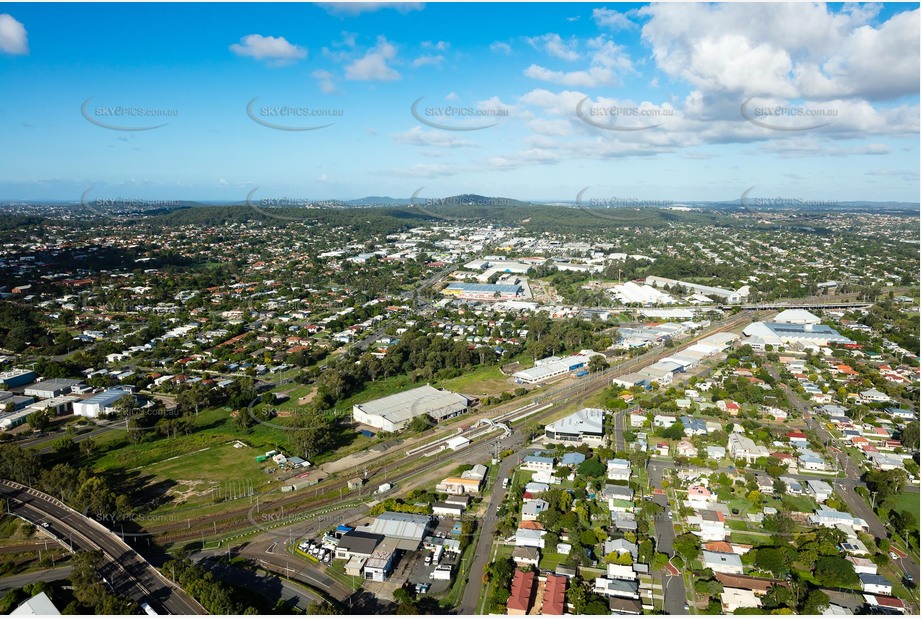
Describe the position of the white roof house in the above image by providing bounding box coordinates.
[703,551,744,574]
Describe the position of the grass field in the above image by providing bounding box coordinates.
[437,365,514,397]
[781,494,819,514]
[885,492,920,522]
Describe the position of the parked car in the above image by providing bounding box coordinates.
[424,555,432,565]
[890,551,899,560]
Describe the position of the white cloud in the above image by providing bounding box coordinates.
[527,33,580,61]
[385,163,457,178]
[445,92,459,101]
[490,41,512,54]
[312,69,336,93]
[345,37,400,81]
[524,36,633,87]
[524,64,615,88]
[317,3,425,16]
[0,14,28,55]
[639,3,919,100]
[230,34,307,64]
[592,7,635,30]
[422,40,449,51]
[413,54,443,68]
[393,126,475,148]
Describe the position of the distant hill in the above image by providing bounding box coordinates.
[346,196,411,206]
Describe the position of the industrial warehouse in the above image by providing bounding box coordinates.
[351,385,469,432]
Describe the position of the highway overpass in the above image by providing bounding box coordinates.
[0,480,205,615]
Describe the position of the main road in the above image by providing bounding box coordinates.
[0,480,204,615]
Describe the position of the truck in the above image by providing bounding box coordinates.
[140,602,158,616]
[377,482,393,494]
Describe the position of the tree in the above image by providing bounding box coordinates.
[762,584,796,610]
[26,410,50,432]
[661,421,685,440]
[865,469,907,503]
[673,533,701,562]
[577,457,606,478]
[755,547,791,577]
[801,589,830,614]
[814,555,858,588]
[588,355,609,373]
[290,410,337,460]
[408,414,435,433]
[901,421,919,450]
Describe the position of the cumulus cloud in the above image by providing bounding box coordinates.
[0,14,28,55]
[312,69,336,93]
[592,7,635,30]
[412,54,443,68]
[526,33,580,61]
[639,3,919,100]
[524,36,633,87]
[230,34,307,64]
[345,37,400,81]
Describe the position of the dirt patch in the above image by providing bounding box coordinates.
[165,479,215,505]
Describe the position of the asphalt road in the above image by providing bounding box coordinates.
[649,469,687,615]
[459,441,522,614]
[197,556,324,610]
[0,481,204,615]
[0,566,72,591]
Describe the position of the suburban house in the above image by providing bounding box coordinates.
[727,433,770,463]
[703,550,745,575]
[607,458,631,482]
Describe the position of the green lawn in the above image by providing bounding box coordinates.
[781,494,818,514]
[437,364,513,397]
[538,551,568,571]
[884,492,920,523]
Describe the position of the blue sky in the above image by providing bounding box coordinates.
[0,2,918,202]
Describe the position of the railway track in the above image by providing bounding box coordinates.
[124,311,763,546]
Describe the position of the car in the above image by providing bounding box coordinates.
[890,551,899,560]
[424,555,432,565]
[40,522,49,528]
[683,603,690,611]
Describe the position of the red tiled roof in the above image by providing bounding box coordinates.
[704,541,733,553]
[507,570,536,612]
[542,574,567,615]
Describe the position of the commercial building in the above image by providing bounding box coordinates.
[352,385,468,432]
[645,276,747,304]
[23,379,84,399]
[0,369,37,389]
[365,512,433,551]
[72,388,132,418]
[742,321,854,349]
[544,408,605,445]
[513,351,600,385]
[443,282,523,301]
[362,542,396,582]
